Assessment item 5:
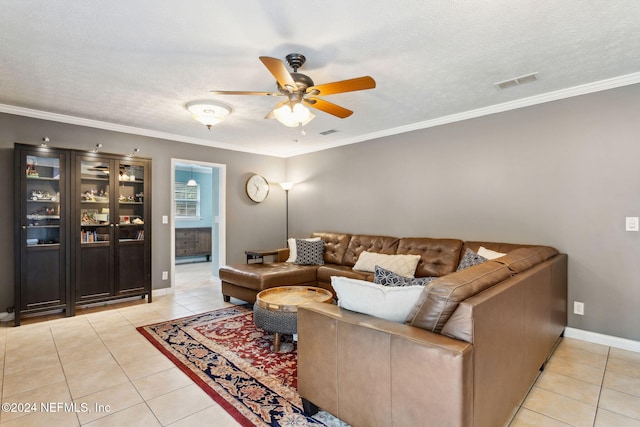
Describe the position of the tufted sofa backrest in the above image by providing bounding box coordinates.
[397,238,464,277]
[343,234,400,267]
[311,232,352,265]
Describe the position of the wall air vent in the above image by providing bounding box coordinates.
[319,129,339,136]
[494,72,538,90]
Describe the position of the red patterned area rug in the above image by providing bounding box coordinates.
[137,305,346,427]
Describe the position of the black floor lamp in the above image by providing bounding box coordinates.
[279,182,294,245]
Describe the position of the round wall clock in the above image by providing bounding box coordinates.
[245,174,270,203]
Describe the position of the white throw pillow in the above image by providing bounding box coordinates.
[353,251,421,278]
[477,246,506,260]
[286,237,321,263]
[332,276,424,323]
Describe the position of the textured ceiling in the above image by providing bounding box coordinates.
[1,1,639,157]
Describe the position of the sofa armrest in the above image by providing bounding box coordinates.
[298,302,473,427]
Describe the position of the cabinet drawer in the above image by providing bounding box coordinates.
[176,248,192,257]
[175,239,195,249]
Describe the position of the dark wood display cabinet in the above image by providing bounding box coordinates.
[72,152,151,305]
[13,144,152,325]
[14,145,71,325]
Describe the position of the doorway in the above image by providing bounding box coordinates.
[170,159,226,290]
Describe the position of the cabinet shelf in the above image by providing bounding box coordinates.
[27,242,60,247]
[26,176,59,181]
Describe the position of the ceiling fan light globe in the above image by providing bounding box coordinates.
[273,102,314,127]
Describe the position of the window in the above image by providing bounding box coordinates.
[175,182,200,218]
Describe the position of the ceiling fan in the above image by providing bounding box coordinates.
[210,53,376,127]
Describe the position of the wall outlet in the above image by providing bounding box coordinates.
[162,271,168,280]
[162,215,168,224]
[573,301,584,315]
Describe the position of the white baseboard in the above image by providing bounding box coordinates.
[564,327,640,353]
[0,312,15,322]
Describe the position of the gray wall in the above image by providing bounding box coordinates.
[285,84,640,341]
[2,83,639,342]
[0,114,287,311]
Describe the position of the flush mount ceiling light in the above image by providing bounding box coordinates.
[186,101,232,130]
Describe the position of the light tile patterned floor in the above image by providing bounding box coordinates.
[0,261,638,426]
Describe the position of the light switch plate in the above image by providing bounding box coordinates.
[162,215,168,224]
[625,217,639,231]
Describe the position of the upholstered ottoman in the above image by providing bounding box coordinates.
[219,262,319,303]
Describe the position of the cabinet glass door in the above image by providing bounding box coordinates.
[117,162,145,241]
[80,160,112,243]
[24,155,61,246]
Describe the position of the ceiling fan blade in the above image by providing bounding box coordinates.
[264,100,289,119]
[209,90,280,96]
[259,56,297,90]
[304,97,353,118]
[307,76,376,96]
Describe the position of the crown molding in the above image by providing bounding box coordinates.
[2,72,640,159]
[0,104,272,157]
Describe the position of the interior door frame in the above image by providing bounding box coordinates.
[170,158,226,290]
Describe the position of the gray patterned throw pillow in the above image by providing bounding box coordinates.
[456,248,488,271]
[294,239,325,265]
[374,265,435,287]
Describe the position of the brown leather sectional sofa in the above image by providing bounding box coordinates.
[219,232,568,426]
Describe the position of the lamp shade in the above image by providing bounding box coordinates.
[279,181,295,191]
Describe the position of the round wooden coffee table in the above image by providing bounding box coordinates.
[254,286,333,352]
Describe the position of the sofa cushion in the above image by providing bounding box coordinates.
[343,234,400,267]
[294,239,325,265]
[286,237,321,262]
[461,241,531,256]
[317,264,373,284]
[406,261,511,333]
[492,246,559,274]
[374,266,435,287]
[456,248,487,271]
[311,232,352,265]
[477,246,506,260]
[353,251,421,277]
[396,238,463,277]
[332,276,424,323]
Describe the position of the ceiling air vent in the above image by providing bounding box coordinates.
[320,129,339,136]
[494,72,538,90]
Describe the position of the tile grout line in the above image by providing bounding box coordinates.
[590,346,610,427]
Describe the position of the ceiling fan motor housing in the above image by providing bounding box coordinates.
[277,72,314,94]
[285,53,306,71]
